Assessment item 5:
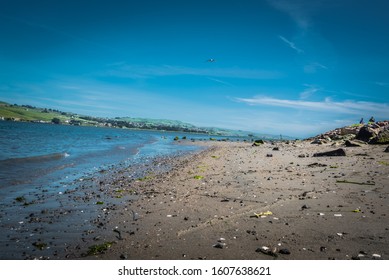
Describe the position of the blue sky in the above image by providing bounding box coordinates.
[0,0,388,137]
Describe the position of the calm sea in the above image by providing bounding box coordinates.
[0,121,205,196]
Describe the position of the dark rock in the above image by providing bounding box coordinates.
[345,140,361,147]
[272,147,280,151]
[266,154,273,157]
[356,126,377,142]
[279,248,291,255]
[252,139,265,146]
[301,204,309,210]
[313,148,346,157]
[385,146,389,153]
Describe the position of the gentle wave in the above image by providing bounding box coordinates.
[0,152,69,165]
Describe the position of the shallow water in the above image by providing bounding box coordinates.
[0,121,232,259]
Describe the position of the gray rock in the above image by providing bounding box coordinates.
[313,148,346,157]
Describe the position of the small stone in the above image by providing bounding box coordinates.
[372,253,381,259]
[279,248,291,255]
[301,205,309,210]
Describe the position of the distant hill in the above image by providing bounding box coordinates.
[0,101,291,139]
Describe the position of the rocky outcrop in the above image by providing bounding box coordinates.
[308,121,389,145]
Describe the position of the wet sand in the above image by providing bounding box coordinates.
[1,140,388,260]
[82,140,389,260]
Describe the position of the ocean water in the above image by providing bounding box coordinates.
[0,121,205,196]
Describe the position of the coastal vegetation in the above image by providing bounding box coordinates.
[0,101,278,138]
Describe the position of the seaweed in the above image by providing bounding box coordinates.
[86,242,114,255]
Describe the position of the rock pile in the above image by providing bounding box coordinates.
[309,121,389,145]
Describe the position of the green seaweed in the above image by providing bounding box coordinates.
[32,242,47,250]
[15,196,26,203]
[96,201,104,205]
[87,242,114,255]
[378,161,389,166]
[193,175,204,180]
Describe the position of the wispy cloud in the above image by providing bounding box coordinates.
[278,36,304,53]
[235,96,389,117]
[206,77,234,86]
[299,84,320,99]
[304,62,328,73]
[374,81,389,87]
[105,64,283,80]
[267,0,320,30]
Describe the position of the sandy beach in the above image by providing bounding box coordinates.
[75,139,389,260]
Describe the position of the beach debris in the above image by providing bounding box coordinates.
[113,229,123,240]
[336,180,375,186]
[298,153,309,158]
[251,211,273,218]
[256,246,278,258]
[220,198,229,202]
[272,147,280,151]
[320,246,327,252]
[307,162,327,167]
[313,148,346,157]
[96,201,104,205]
[318,213,325,216]
[174,136,179,141]
[352,208,361,213]
[334,214,342,217]
[337,233,343,237]
[266,154,273,157]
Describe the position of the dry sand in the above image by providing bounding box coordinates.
[84,140,389,260]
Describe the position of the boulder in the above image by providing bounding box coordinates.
[356,126,378,142]
[313,148,346,157]
[369,127,389,144]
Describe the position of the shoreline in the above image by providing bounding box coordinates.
[1,139,388,260]
[80,140,388,260]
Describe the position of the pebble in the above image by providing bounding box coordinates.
[279,248,291,255]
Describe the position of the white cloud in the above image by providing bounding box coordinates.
[235,96,389,117]
[105,64,283,80]
[278,36,304,53]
